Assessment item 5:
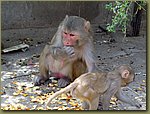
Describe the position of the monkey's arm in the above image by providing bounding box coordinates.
[83,43,96,72]
[46,43,75,59]
[115,89,142,108]
[101,80,120,110]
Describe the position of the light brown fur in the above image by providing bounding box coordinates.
[46,65,141,110]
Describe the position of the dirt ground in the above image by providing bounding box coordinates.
[1,17,146,110]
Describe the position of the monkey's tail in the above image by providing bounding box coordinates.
[46,82,78,107]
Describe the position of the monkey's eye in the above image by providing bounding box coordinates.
[70,33,75,37]
[63,32,67,35]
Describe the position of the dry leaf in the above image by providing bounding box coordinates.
[22,93,28,97]
[37,107,44,110]
[110,101,116,105]
[137,87,143,91]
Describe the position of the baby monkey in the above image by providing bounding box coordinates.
[46,65,141,110]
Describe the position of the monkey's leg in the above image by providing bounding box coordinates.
[89,96,99,110]
[57,59,86,88]
[101,94,111,110]
[101,82,119,110]
[33,55,50,86]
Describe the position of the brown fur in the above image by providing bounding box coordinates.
[33,15,96,87]
[46,65,141,110]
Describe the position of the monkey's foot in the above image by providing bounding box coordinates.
[82,101,89,110]
[33,76,47,86]
[45,79,52,85]
[57,77,71,88]
[97,101,103,110]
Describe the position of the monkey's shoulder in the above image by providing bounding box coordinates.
[95,72,109,89]
[107,71,121,80]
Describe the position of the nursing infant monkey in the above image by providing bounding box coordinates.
[33,15,96,87]
[46,65,141,110]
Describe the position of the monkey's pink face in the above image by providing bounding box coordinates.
[63,32,79,46]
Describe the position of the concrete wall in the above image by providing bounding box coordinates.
[1,1,99,30]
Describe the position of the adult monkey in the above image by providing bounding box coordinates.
[33,15,96,87]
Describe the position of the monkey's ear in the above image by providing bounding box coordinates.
[63,15,69,22]
[84,21,91,32]
[62,15,69,24]
[65,15,69,19]
[122,70,129,79]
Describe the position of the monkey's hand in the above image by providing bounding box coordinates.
[63,46,75,58]
[51,46,75,59]
[135,102,142,108]
[50,47,67,59]
[131,100,142,108]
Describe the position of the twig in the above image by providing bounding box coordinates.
[125,86,143,97]
[135,1,146,11]
[123,1,132,38]
[3,74,31,80]
[3,72,39,80]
